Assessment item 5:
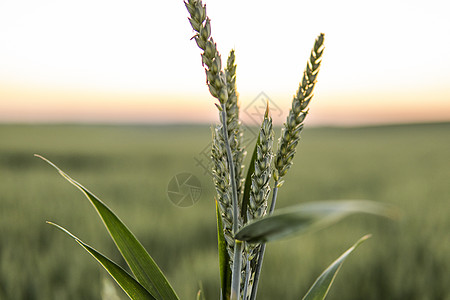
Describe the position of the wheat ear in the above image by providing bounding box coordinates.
[185,1,243,298]
[225,50,246,203]
[247,107,273,222]
[249,33,325,300]
[184,0,228,104]
[243,106,274,299]
[274,33,324,180]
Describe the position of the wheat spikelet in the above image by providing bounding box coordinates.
[274,33,325,180]
[225,50,246,202]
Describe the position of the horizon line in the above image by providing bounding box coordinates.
[1,119,449,129]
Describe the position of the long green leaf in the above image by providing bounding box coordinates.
[302,235,371,300]
[235,200,395,243]
[216,200,231,300]
[47,222,155,300]
[36,155,179,300]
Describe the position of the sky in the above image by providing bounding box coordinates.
[0,0,449,126]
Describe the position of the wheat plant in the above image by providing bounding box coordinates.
[37,1,394,299]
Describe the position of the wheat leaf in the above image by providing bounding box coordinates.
[47,222,155,300]
[36,155,179,300]
[216,200,231,299]
[235,200,395,243]
[302,235,371,300]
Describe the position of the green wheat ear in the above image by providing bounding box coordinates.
[184,0,228,104]
[186,4,246,295]
[225,49,246,203]
[247,105,273,223]
[242,104,274,296]
[275,33,325,180]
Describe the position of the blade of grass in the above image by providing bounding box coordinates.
[36,155,179,300]
[216,200,231,300]
[235,200,395,244]
[302,235,371,300]
[47,222,156,300]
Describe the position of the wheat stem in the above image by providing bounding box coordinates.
[248,245,263,300]
[242,253,251,299]
[249,181,279,300]
[221,106,243,300]
[220,108,240,235]
[268,184,279,214]
[231,240,243,300]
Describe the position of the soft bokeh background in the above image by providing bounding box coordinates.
[1,124,449,300]
[0,1,449,299]
[1,0,450,125]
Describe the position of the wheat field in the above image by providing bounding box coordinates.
[0,123,449,299]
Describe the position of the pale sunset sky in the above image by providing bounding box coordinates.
[0,0,449,125]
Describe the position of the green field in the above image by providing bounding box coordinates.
[1,123,449,300]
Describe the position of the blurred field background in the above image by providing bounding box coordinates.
[0,122,449,300]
